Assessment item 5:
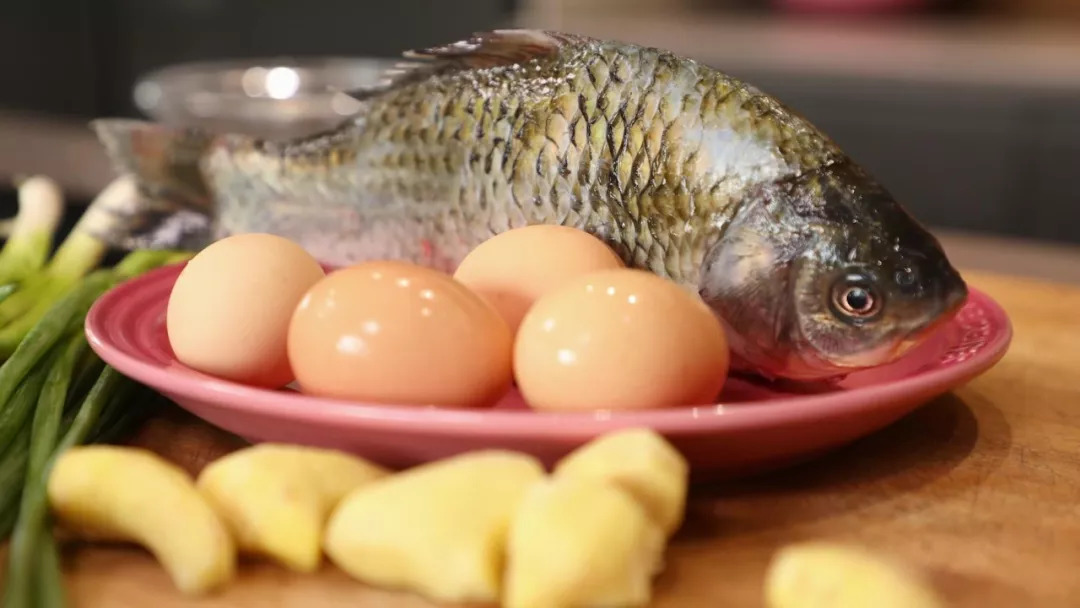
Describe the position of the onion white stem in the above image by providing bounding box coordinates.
[0,176,65,286]
[0,177,136,351]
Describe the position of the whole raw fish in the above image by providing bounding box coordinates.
[92,29,967,381]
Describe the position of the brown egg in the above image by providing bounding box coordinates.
[453,225,624,334]
[514,268,729,412]
[166,233,326,388]
[288,261,513,408]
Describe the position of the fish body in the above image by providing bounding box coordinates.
[94,29,967,381]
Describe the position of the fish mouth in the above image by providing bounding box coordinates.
[816,339,908,372]
[850,278,971,368]
[898,275,970,347]
[791,299,970,378]
[942,276,970,316]
[842,272,971,367]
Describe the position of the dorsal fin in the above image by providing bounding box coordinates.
[342,29,581,101]
[405,29,577,68]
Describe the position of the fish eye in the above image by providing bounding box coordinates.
[830,273,882,322]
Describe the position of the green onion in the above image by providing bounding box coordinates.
[0,218,197,606]
[0,363,134,607]
[55,367,129,453]
[64,355,105,417]
[0,502,17,541]
[0,269,113,362]
[2,337,84,608]
[0,363,50,454]
[0,251,191,360]
[34,527,66,608]
[0,432,28,536]
[30,338,84,471]
[0,177,136,344]
[92,386,164,445]
[113,249,193,280]
[0,284,17,306]
[0,177,64,287]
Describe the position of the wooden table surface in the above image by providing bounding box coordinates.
[58,267,1080,607]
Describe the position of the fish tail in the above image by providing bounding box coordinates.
[89,119,218,250]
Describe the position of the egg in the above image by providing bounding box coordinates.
[167,233,326,388]
[514,268,729,412]
[452,225,624,333]
[287,260,513,408]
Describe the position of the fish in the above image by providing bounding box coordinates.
[91,29,968,381]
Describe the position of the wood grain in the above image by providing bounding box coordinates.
[52,269,1080,607]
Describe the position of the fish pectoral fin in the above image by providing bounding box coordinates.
[342,30,581,101]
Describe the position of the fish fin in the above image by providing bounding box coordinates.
[343,29,580,100]
[90,188,214,252]
[89,119,218,250]
[92,118,215,211]
[405,29,578,67]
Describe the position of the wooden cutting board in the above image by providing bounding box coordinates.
[37,270,1080,606]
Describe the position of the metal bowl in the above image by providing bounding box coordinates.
[133,56,398,140]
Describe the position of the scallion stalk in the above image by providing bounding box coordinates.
[0,177,134,337]
[2,336,83,608]
[0,176,64,287]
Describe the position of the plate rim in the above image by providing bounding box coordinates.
[85,264,1013,439]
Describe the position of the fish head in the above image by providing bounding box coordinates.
[700,161,968,380]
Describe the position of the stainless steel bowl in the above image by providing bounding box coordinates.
[133,56,398,140]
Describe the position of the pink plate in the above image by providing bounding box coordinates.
[85,264,1011,481]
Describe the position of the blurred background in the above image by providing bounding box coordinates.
[0,0,1078,280]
